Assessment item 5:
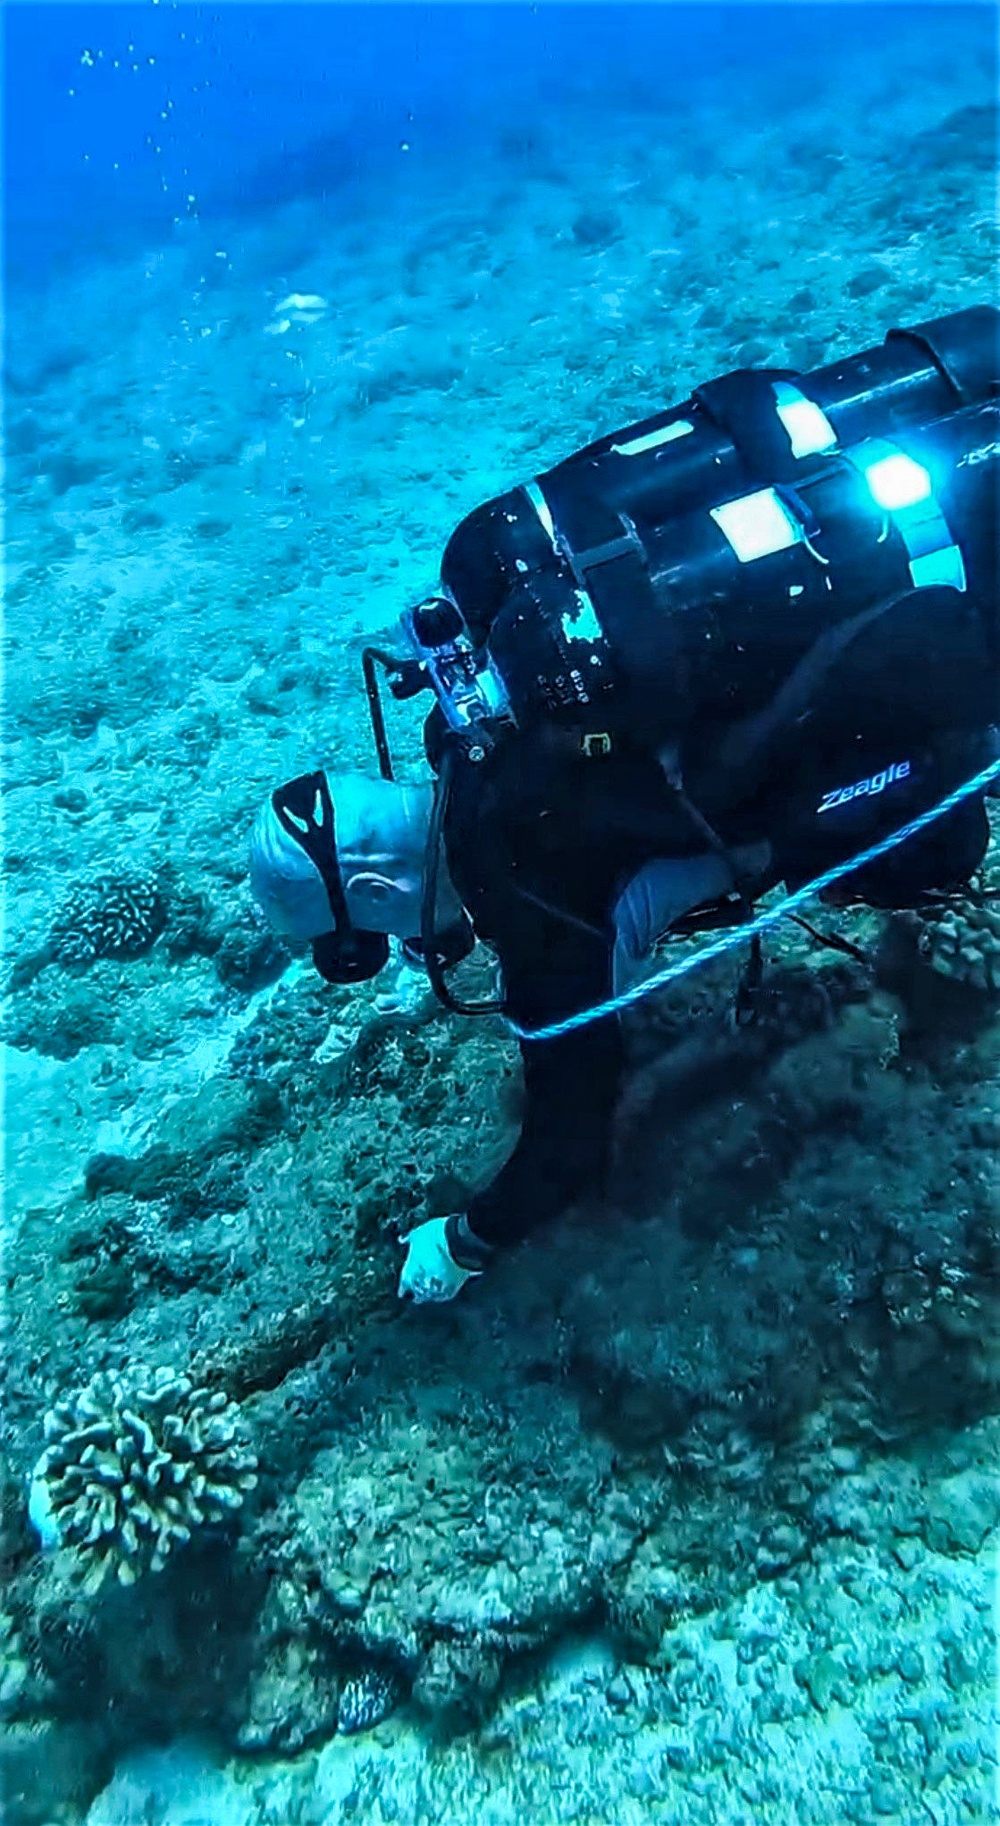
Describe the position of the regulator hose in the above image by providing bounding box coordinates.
[421,741,504,1016]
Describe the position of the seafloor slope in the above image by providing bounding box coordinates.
[2,18,998,1826]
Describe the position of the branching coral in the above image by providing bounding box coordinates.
[898,896,1000,994]
[49,871,166,967]
[337,1668,401,1735]
[28,1366,257,1594]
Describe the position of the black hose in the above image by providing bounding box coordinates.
[361,648,396,781]
[421,741,504,1016]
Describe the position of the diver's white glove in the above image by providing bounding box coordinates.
[397,1217,483,1304]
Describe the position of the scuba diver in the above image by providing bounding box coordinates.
[251,303,999,1304]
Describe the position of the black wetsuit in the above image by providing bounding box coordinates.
[436,720,697,1252]
[425,618,995,1255]
[416,307,1000,1255]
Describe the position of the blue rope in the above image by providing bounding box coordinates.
[508,754,1000,1043]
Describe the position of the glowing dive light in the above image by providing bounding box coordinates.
[863,450,933,512]
[850,438,966,593]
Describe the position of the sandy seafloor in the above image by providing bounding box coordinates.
[2,12,1000,1825]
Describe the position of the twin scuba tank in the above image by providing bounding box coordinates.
[400,305,999,774]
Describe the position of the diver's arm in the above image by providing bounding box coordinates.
[462,916,625,1253]
[459,841,777,1254]
[612,844,774,994]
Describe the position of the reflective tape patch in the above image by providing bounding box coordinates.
[611,419,695,457]
[710,487,804,562]
[524,480,557,545]
[772,381,838,458]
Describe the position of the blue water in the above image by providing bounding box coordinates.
[7,2,983,277]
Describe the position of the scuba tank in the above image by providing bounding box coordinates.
[434,302,998,751]
[361,305,999,1011]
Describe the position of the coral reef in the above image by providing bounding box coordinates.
[49,872,166,968]
[897,894,1000,994]
[337,1668,400,1735]
[28,1367,258,1594]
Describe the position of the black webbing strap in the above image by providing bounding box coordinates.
[271,770,349,935]
[888,306,1000,408]
[546,493,654,627]
[539,480,687,736]
[694,367,803,483]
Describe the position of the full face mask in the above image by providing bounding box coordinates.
[270,771,391,983]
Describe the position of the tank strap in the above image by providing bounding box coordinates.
[527,476,689,739]
[693,366,803,482]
